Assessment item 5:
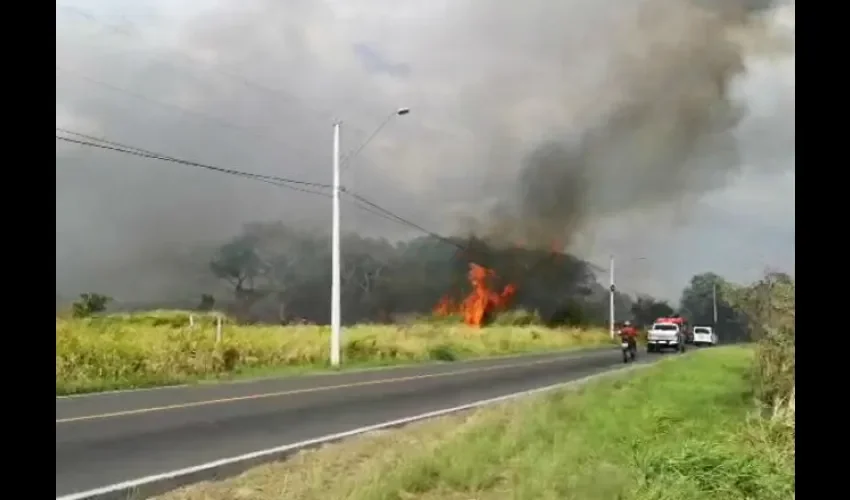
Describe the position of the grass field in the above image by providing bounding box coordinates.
[56,310,611,395]
[155,346,794,500]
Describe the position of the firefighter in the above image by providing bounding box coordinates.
[620,320,639,342]
[619,320,639,361]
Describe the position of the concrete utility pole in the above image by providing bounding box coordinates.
[609,254,615,340]
[330,121,342,367]
[329,108,411,367]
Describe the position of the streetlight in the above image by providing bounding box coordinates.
[608,255,647,340]
[339,108,411,174]
[330,107,411,367]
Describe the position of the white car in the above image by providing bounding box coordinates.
[692,326,718,347]
[647,322,685,353]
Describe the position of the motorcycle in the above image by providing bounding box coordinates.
[620,335,637,363]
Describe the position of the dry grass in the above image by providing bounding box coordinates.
[56,310,610,395]
[154,347,793,500]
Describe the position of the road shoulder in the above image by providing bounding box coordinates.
[153,347,794,500]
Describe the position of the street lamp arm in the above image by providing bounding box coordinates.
[339,107,410,174]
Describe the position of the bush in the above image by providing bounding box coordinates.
[71,293,111,318]
[726,273,795,408]
[726,272,795,469]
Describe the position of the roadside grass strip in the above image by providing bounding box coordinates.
[156,346,793,500]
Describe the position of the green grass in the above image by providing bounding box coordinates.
[56,310,611,395]
[157,346,794,500]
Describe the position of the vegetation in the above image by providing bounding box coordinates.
[56,310,610,395]
[56,216,793,497]
[154,272,795,500]
[726,271,795,423]
[70,292,112,318]
[57,225,640,326]
[156,347,792,500]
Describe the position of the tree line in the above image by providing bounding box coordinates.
[62,221,791,340]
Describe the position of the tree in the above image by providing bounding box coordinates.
[679,272,747,341]
[630,295,675,327]
[724,270,795,341]
[209,234,267,293]
[192,222,655,325]
[72,293,111,318]
[197,294,215,311]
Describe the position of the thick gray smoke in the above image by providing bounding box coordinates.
[55,0,794,301]
[470,0,792,249]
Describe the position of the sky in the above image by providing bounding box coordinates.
[55,0,795,303]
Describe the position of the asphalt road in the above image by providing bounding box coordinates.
[56,348,663,498]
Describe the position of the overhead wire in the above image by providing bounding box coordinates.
[57,131,652,303]
[56,130,331,192]
[55,10,637,297]
[56,7,441,239]
[55,5,335,120]
[54,129,445,228]
[54,6,375,136]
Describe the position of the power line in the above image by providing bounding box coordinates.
[55,5,347,127]
[55,129,331,189]
[57,61,402,194]
[56,65,364,167]
[55,129,444,225]
[339,116,394,174]
[56,126,616,294]
[57,65,262,134]
[341,190,465,250]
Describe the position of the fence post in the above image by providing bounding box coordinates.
[189,314,195,327]
[216,315,223,344]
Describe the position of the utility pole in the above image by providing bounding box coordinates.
[328,108,410,367]
[609,254,615,340]
[712,282,718,325]
[330,121,342,367]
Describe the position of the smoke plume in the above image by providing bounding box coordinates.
[465,0,792,249]
[55,0,794,301]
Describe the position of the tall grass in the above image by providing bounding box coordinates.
[56,310,610,395]
[726,272,795,471]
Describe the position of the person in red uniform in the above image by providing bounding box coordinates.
[620,320,639,350]
[620,320,638,339]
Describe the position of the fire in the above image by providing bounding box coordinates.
[433,263,517,327]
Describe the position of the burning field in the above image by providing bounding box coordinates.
[428,236,599,329]
[433,263,517,327]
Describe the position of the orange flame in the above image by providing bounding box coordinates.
[434,263,517,327]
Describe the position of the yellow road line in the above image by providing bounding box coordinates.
[55,355,583,424]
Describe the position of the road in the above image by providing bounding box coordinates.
[56,348,662,498]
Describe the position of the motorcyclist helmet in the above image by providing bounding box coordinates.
[623,320,631,326]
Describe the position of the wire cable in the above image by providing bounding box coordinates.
[340,189,465,250]
[56,129,331,189]
[56,127,621,296]
[55,6,347,127]
[339,114,396,174]
[55,130,447,223]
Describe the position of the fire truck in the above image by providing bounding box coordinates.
[646,315,690,353]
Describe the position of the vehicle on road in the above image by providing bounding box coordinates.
[621,336,637,363]
[647,321,686,353]
[619,321,638,363]
[692,326,718,346]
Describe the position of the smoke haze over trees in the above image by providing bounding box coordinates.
[56,0,794,304]
[67,221,635,326]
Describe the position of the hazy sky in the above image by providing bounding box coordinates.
[56,0,795,302]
